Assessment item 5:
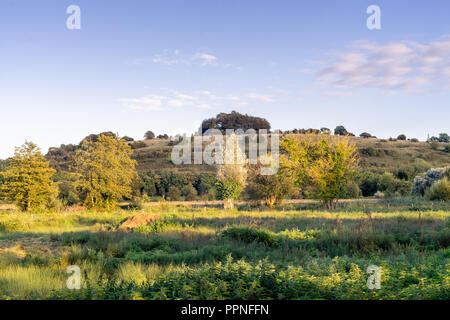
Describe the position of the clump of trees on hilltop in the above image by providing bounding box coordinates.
[201,111,271,134]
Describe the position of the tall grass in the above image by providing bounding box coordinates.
[0,200,448,299]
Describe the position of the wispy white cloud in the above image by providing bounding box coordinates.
[315,36,450,93]
[152,50,185,65]
[119,96,165,111]
[120,89,276,112]
[193,53,218,65]
[150,50,241,70]
[246,93,275,102]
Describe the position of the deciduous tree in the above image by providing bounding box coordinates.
[1,142,57,211]
[281,134,358,209]
[74,134,137,210]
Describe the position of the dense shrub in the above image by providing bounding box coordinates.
[411,167,448,196]
[181,184,197,201]
[345,181,361,198]
[356,171,412,197]
[393,162,430,181]
[168,186,181,201]
[194,173,217,195]
[334,125,348,136]
[130,141,147,149]
[355,171,380,196]
[144,131,155,140]
[425,178,450,201]
[221,227,277,247]
[48,254,450,300]
[378,172,411,197]
[246,165,295,207]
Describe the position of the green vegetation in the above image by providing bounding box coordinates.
[74,134,137,210]
[201,111,271,134]
[38,127,450,208]
[425,178,450,201]
[247,159,295,207]
[0,200,448,299]
[0,115,448,300]
[281,134,359,209]
[0,142,57,211]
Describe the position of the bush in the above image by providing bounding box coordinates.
[378,172,411,197]
[445,145,450,153]
[345,181,360,198]
[397,134,406,141]
[130,141,147,149]
[181,184,197,201]
[128,197,144,210]
[359,132,372,139]
[411,167,447,196]
[144,131,155,140]
[121,136,134,142]
[246,165,295,207]
[206,188,217,200]
[194,173,216,195]
[221,227,277,247]
[334,125,348,136]
[168,186,181,201]
[355,171,380,196]
[425,178,450,201]
[438,133,450,143]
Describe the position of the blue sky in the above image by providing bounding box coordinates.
[1,0,449,158]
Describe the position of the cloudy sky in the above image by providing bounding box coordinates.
[1,0,449,158]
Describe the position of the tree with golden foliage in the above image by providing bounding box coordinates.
[1,142,57,211]
[281,134,358,209]
[74,134,137,210]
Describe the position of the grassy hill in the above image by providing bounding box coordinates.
[129,136,450,174]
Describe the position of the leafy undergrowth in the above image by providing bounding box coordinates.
[0,200,449,300]
[48,254,450,300]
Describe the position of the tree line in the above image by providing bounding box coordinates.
[0,111,448,211]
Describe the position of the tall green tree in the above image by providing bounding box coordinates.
[74,134,137,210]
[1,142,57,211]
[281,134,358,209]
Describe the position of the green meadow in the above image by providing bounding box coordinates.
[0,199,448,300]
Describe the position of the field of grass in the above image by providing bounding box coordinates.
[0,199,449,300]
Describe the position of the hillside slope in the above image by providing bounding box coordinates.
[130,136,450,174]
